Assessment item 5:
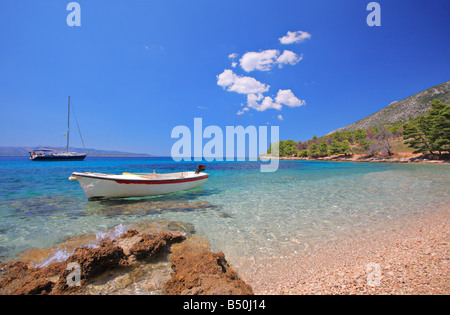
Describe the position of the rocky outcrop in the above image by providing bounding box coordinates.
[164,238,254,295]
[0,221,253,295]
[0,230,185,295]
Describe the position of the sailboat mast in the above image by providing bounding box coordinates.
[67,96,70,153]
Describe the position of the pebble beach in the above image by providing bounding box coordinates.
[244,205,449,295]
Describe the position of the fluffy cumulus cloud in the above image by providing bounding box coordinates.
[275,89,306,107]
[276,51,303,67]
[217,31,311,115]
[239,50,279,72]
[216,72,305,113]
[279,30,311,44]
[247,93,282,112]
[245,89,305,112]
[217,69,270,95]
[239,50,302,72]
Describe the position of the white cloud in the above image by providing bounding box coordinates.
[261,96,283,111]
[229,53,238,68]
[279,31,311,44]
[217,69,270,95]
[239,50,279,72]
[276,51,303,67]
[217,69,236,87]
[245,90,305,112]
[275,89,306,107]
[246,93,282,112]
[218,37,308,114]
[246,93,264,109]
[236,107,249,115]
[239,49,302,72]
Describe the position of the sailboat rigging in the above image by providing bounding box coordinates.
[29,96,87,161]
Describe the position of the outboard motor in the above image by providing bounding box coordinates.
[195,165,206,174]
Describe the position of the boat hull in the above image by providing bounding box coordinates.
[71,172,209,200]
[31,154,87,161]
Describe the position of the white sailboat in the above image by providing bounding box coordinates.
[30,96,87,161]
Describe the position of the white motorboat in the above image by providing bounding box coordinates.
[69,165,209,200]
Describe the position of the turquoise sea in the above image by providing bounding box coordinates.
[0,156,449,269]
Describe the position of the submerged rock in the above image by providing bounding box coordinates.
[0,220,253,295]
[96,200,217,216]
[0,230,185,295]
[127,219,196,236]
[16,219,195,267]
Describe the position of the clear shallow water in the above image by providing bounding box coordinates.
[0,156,449,269]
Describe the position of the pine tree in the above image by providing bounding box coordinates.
[284,139,298,156]
[318,141,330,157]
[330,141,343,155]
[403,99,450,154]
[428,100,450,154]
[308,143,319,157]
[341,140,352,156]
[354,129,367,143]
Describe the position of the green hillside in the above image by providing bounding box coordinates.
[329,81,450,134]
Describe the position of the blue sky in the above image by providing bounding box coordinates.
[0,0,449,156]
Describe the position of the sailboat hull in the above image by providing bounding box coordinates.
[30,154,87,161]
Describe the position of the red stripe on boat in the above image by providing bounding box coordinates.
[114,175,209,185]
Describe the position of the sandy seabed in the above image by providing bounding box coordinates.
[242,205,449,295]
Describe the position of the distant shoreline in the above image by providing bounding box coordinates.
[0,146,157,158]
